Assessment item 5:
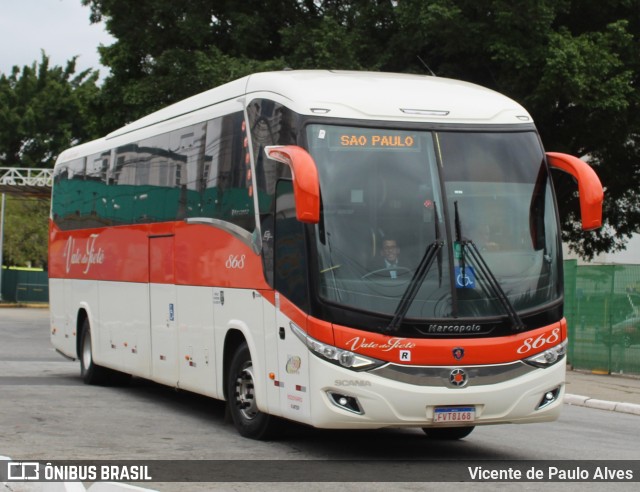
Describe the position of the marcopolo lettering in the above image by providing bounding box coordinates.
[428,324,482,334]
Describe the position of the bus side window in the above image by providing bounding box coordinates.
[274,179,309,311]
[51,157,87,230]
[203,112,256,232]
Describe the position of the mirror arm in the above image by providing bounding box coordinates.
[546,152,604,231]
[265,145,320,223]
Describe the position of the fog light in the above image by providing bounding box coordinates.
[537,386,561,410]
[327,391,364,415]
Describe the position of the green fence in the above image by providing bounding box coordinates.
[564,260,640,375]
[0,267,49,303]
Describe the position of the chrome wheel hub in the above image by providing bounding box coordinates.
[234,362,257,420]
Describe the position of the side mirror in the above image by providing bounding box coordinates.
[546,152,604,231]
[265,145,320,223]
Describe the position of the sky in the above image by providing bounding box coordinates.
[0,0,114,77]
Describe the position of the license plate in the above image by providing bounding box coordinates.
[433,406,475,423]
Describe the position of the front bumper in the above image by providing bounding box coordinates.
[305,354,565,429]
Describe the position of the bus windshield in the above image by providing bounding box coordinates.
[306,124,561,323]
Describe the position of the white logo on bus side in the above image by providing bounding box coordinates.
[63,235,105,274]
[516,328,561,354]
[347,336,416,352]
[225,254,246,269]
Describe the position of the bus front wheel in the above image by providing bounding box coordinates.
[227,342,281,440]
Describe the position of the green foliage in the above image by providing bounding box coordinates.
[384,0,640,258]
[0,54,100,267]
[0,53,101,168]
[83,0,400,129]
[2,196,49,268]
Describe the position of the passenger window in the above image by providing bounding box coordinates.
[202,112,255,232]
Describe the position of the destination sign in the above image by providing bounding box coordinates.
[328,130,421,151]
[339,134,416,148]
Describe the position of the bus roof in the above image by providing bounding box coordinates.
[58,70,533,163]
[248,70,531,124]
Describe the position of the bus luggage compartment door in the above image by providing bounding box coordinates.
[149,235,178,386]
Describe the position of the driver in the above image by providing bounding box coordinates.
[380,238,401,268]
[369,238,408,278]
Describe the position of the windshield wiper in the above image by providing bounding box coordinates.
[386,203,443,335]
[454,202,525,332]
[464,241,525,331]
[385,241,443,334]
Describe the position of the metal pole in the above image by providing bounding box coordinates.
[0,193,5,301]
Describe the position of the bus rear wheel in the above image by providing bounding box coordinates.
[422,426,475,440]
[79,318,130,386]
[227,342,281,440]
[80,318,110,385]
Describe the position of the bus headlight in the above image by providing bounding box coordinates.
[290,322,385,371]
[524,339,567,368]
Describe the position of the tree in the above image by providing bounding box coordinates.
[390,0,640,258]
[82,0,399,130]
[2,196,49,268]
[0,54,99,268]
[82,0,298,130]
[0,53,101,168]
[83,0,640,258]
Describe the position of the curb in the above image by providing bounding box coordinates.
[0,303,49,309]
[564,394,640,416]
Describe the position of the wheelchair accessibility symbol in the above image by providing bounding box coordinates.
[455,266,476,289]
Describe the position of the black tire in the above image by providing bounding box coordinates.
[79,318,110,385]
[79,318,131,386]
[422,426,475,440]
[227,342,282,440]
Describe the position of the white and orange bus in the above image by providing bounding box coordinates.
[49,70,603,440]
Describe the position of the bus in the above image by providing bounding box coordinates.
[49,70,603,440]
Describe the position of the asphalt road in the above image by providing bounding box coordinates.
[1,308,639,491]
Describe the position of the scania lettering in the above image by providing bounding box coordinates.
[49,70,603,440]
[334,380,372,387]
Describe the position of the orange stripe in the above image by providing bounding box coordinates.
[48,220,270,288]
[332,319,566,365]
[262,289,566,366]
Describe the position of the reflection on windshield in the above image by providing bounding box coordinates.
[306,125,561,324]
